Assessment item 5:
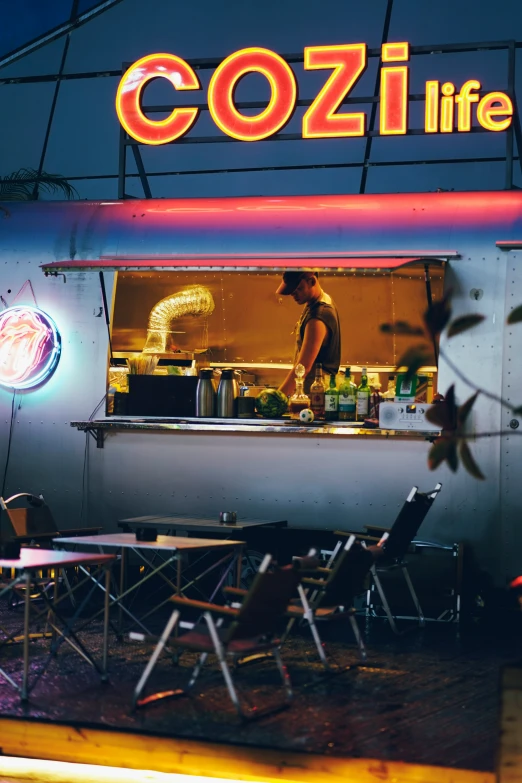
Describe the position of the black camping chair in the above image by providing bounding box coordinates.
[225,539,373,671]
[130,553,302,720]
[0,493,101,609]
[335,483,442,634]
[0,493,101,545]
[284,535,374,669]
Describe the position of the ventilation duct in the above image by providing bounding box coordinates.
[142,285,215,354]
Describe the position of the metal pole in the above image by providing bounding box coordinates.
[32,0,79,200]
[131,145,152,199]
[424,263,439,367]
[22,571,31,700]
[359,0,395,194]
[98,272,113,362]
[505,42,515,189]
[102,564,110,680]
[117,124,127,200]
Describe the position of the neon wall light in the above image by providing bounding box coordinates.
[0,306,61,390]
[116,42,515,144]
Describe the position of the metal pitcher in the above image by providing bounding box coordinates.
[216,368,239,417]
[196,368,216,417]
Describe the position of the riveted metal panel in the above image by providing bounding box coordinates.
[500,251,522,584]
[439,251,507,581]
[1,192,522,584]
[0,267,114,531]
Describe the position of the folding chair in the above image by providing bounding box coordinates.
[281,536,373,669]
[335,483,442,634]
[130,553,301,720]
[0,493,101,545]
[0,493,101,609]
[225,540,373,672]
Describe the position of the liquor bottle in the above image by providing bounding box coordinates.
[288,363,311,419]
[356,367,371,421]
[310,363,326,420]
[338,367,357,421]
[324,374,339,421]
[382,374,396,399]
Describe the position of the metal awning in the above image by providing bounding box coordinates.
[41,252,452,273]
[496,241,522,251]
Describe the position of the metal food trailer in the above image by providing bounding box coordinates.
[0,189,521,598]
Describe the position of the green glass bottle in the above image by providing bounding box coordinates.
[338,367,357,421]
[324,374,339,421]
[356,367,371,421]
[310,363,326,420]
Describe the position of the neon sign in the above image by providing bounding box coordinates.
[116,42,514,144]
[0,306,61,390]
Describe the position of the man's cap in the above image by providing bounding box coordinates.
[276,271,317,296]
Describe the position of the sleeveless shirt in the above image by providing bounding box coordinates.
[295,297,341,389]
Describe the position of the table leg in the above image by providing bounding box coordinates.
[118,547,127,639]
[102,565,110,680]
[173,555,182,662]
[22,572,31,701]
[177,556,181,596]
[236,545,243,589]
[51,567,59,650]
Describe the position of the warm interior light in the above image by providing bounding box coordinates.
[0,756,272,783]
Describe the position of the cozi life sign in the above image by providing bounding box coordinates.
[0,306,61,390]
[116,42,514,145]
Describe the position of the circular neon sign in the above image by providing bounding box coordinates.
[0,306,61,390]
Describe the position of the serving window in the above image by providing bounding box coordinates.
[110,267,443,391]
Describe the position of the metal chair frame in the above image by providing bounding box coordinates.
[280,535,369,668]
[336,483,443,634]
[131,553,300,720]
[0,492,102,611]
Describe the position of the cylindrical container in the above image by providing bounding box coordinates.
[219,511,237,524]
[196,368,216,417]
[216,368,238,418]
[237,387,256,418]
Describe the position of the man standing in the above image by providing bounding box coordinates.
[276,271,341,395]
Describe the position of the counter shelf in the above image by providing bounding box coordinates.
[71,416,441,448]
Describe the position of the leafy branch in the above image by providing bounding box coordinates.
[0,168,78,201]
[381,293,522,480]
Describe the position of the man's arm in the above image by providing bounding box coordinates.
[279,318,328,396]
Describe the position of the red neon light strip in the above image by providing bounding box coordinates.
[41,256,444,271]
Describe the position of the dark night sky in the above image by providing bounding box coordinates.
[0,0,520,199]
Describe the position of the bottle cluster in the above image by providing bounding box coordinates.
[294,363,379,422]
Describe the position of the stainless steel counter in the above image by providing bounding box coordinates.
[71,416,440,447]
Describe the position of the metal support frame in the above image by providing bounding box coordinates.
[0,0,126,72]
[359,0,394,194]
[83,426,105,448]
[113,38,522,200]
[0,561,112,700]
[0,29,520,196]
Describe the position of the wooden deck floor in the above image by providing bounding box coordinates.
[1,601,520,776]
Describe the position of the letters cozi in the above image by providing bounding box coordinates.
[116,42,514,145]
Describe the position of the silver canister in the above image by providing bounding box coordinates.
[216,368,238,418]
[196,368,216,417]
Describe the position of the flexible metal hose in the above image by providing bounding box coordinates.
[143,285,215,353]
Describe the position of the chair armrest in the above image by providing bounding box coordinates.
[169,595,239,617]
[57,527,102,537]
[15,533,55,543]
[364,525,391,535]
[333,530,381,543]
[301,577,327,587]
[223,586,247,597]
[314,566,331,575]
